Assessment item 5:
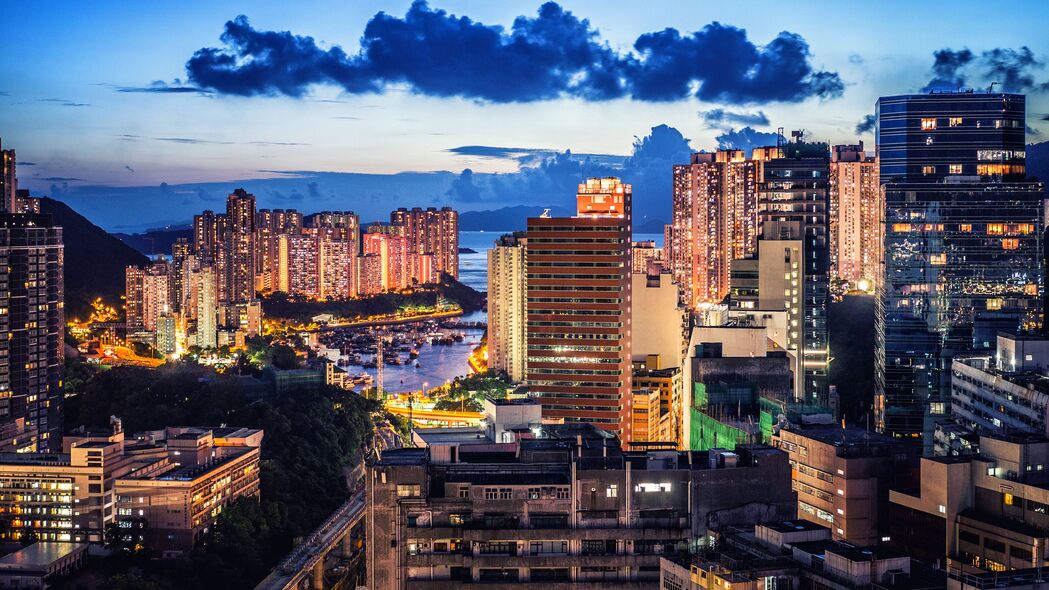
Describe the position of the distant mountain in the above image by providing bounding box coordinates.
[114,226,193,256]
[459,205,572,232]
[1028,140,1049,187]
[39,197,149,320]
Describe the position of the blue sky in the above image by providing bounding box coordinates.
[4,1,1049,230]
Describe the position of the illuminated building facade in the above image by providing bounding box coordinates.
[0,214,64,451]
[487,232,527,382]
[284,235,319,298]
[363,231,409,291]
[318,237,353,299]
[630,240,662,274]
[829,143,880,287]
[526,178,632,435]
[1,142,16,213]
[390,206,458,280]
[669,149,772,308]
[223,189,256,303]
[876,92,1044,444]
[758,141,831,405]
[194,266,217,349]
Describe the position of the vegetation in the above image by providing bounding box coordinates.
[58,362,380,590]
[433,369,513,413]
[261,273,484,323]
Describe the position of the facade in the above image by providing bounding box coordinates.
[631,240,662,274]
[0,143,15,213]
[113,426,262,555]
[194,266,217,349]
[0,214,64,451]
[366,424,794,589]
[876,92,1043,444]
[773,425,918,546]
[633,356,683,449]
[889,433,1049,572]
[487,232,527,382]
[758,142,830,405]
[829,143,880,287]
[390,207,459,281]
[630,272,687,370]
[525,178,633,435]
[223,188,256,303]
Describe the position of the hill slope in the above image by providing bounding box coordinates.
[40,197,150,319]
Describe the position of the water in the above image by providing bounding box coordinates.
[344,310,487,394]
[458,230,663,292]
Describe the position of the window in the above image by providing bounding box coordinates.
[938,504,946,514]
[556,487,570,499]
[396,484,421,498]
[499,488,513,500]
[606,485,618,498]
[458,486,469,498]
[528,487,541,500]
[1011,546,1033,561]
[634,482,672,493]
[1002,238,1020,250]
[986,298,1003,311]
[484,488,498,500]
[1004,492,1019,506]
[949,164,963,175]
[984,538,1006,553]
[529,540,568,555]
[921,165,936,175]
[960,223,972,232]
[448,514,465,526]
[930,253,946,266]
[959,530,980,545]
[921,118,937,130]
[949,117,963,127]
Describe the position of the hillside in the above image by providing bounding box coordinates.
[40,197,150,319]
[114,226,192,256]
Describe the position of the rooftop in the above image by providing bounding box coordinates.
[0,543,86,569]
[760,520,830,534]
[414,427,490,446]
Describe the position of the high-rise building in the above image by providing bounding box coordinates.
[318,237,353,300]
[829,143,880,287]
[192,210,224,263]
[283,235,319,298]
[758,140,831,405]
[170,238,191,314]
[1,142,17,213]
[223,189,256,303]
[876,92,1044,444]
[630,240,662,274]
[0,214,64,451]
[357,254,384,296]
[525,178,632,435]
[195,266,217,349]
[363,231,409,291]
[487,232,527,382]
[390,207,458,280]
[670,149,774,308]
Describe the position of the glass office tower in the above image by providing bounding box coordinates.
[876,92,1043,447]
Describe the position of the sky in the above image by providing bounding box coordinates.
[4,1,1049,231]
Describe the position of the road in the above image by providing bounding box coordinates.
[384,403,483,425]
[89,345,165,368]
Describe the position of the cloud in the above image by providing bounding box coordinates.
[38,176,85,181]
[448,144,626,167]
[0,91,9,97]
[714,126,781,156]
[1027,125,1041,136]
[446,169,483,202]
[36,98,90,107]
[185,3,842,104]
[921,47,1049,93]
[243,140,310,146]
[855,114,876,134]
[17,161,36,166]
[125,166,135,173]
[848,53,864,65]
[331,116,361,120]
[155,137,235,145]
[699,108,769,128]
[115,80,211,94]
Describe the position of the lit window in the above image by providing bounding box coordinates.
[396,484,421,498]
[949,117,963,127]
[606,485,618,498]
[892,224,912,233]
[925,136,934,145]
[921,165,936,175]
[949,164,963,175]
[938,504,947,514]
[1004,493,1016,506]
[921,118,937,131]
[987,224,1005,235]
[1002,238,1020,250]
[929,253,946,266]
[986,298,1003,311]
[959,224,972,232]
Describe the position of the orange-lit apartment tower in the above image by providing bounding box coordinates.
[526,178,632,436]
[223,189,256,303]
[390,207,459,280]
[829,143,881,288]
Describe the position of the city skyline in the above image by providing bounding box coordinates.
[5,1,1049,230]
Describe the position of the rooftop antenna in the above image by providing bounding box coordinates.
[988,81,999,93]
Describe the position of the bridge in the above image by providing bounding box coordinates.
[253,489,366,590]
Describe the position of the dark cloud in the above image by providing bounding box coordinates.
[446,169,483,202]
[855,114,876,134]
[699,108,769,128]
[36,98,90,107]
[17,161,36,166]
[714,126,781,156]
[185,3,842,104]
[155,137,235,145]
[1027,125,1041,137]
[0,91,9,97]
[38,176,85,181]
[922,47,1049,93]
[115,80,211,94]
[125,166,135,173]
[1042,114,1049,121]
[848,53,864,65]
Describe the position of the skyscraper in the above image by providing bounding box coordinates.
[829,143,880,287]
[876,92,1043,444]
[0,214,64,451]
[758,140,831,404]
[223,189,256,303]
[525,178,632,435]
[487,232,527,382]
[195,266,217,349]
[390,207,458,281]
[1,142,17,213]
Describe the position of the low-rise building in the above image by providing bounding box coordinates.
[889,432,1049,572]
[773,425,919,546]
[0,542,88,590]
[367,424,795,588]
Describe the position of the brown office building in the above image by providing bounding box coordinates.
[525,178,632,436]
